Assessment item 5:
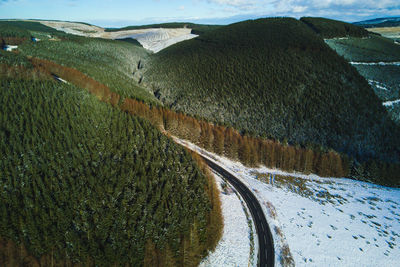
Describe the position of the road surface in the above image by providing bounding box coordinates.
[200,155,275,267]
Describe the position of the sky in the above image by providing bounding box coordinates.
[0,0,399,27]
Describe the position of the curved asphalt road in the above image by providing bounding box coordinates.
[200,156,275,267]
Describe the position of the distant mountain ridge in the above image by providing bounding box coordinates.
[354,17,400,28]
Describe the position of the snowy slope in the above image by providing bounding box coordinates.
[117,28,198,53]
[175,138,400,267]
[200,174,257,267]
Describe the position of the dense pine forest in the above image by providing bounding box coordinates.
[26,55,356,182]
[0,26,222,266]
[145,17,400,185]
[300,17,369,38]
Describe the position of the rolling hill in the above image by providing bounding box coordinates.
[144,17,400,183]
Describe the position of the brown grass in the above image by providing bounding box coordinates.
[0,64,52,81]
[280,244,295,267]
[266,201,277,220]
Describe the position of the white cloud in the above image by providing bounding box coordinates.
[207,0,259,10]
[292,5,307,13]
[209,0,256,7]
[203,0,400,21]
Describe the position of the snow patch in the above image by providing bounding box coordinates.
[350,61,400,66]
[368,80,389,91]
[325,37,349,40]
[39,21,104,37]
[383,99,400,106]
[3,45,18,51]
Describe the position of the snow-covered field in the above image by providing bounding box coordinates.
[175,138,400,267]
[200,174,257,267]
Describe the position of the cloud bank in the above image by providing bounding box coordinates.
[205,0,400,21]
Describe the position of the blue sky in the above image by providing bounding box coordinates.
[0,0,399,27]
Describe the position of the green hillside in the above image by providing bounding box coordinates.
[300,17,369,38]
[0,20,63,33]
[0,21,157,103]
[324,30,400,128]
[0,23,31,46]
[324,34,400,62]
[0,29,221,266]
[145,17,400,168]
[19,34,156,102]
